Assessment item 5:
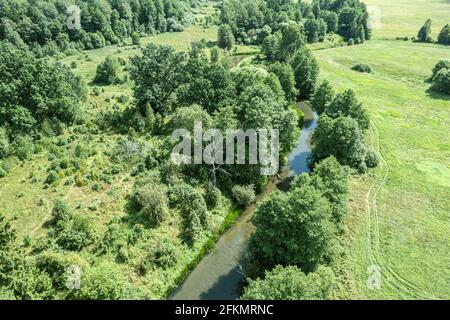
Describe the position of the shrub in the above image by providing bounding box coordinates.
[167,18,184,32]
[13,135,35,161]
[35,251,89,291]
[99,220,128,253]
[78,262,125,300]
[210,46,221,64]
[132,184,169,227]
[0,166,7,178]
[351,64,373,74]
[232,185,255,207]
[181,209,202,246]
[45,170,60,185]
[180,190,208,246]
[128,224,145,245]
[70,61,77,69]
[94,56,119,85]
[55,215,95,251]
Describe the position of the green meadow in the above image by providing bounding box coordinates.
[313,0,450,299]
[1,0,448,300]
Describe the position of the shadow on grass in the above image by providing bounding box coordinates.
[426,88,450,101]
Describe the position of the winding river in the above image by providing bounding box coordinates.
[170,103,318,300]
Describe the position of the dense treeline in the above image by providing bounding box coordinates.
[217,0,370,47]
[128,42,298,189]
[0,0,206,56]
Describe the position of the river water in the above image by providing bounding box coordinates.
[170,104,318,300]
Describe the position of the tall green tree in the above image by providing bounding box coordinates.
[325,89,370,130]
[177,51,236,113]
[417,19,433,42]
[0,42,85,136]
[290,48,319,98]
[277,23,306,62]
[310,156,348,227]
[261,32,281,61]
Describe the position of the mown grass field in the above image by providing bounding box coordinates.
[313,0,450,299]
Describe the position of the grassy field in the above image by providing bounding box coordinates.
[313,0,450,299]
